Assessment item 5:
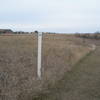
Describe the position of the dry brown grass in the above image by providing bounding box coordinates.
[0,34,92,100]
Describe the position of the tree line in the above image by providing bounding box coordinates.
[75,32,100,40]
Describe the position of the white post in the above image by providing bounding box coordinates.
[37,32,42,79]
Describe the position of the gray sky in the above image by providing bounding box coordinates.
[0,0,99,33]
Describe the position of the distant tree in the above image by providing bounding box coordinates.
[93,32,100,39]
[91,31,100,39]
[34,30,38,34]
[94,31,100,34]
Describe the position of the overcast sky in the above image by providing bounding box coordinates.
[0,0,99,33]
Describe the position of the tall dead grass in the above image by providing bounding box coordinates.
[0,34,92,100]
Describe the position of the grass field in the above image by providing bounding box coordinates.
[0,34,93,100]
[33,42,100,100]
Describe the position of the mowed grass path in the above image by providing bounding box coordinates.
[35,46,100,100]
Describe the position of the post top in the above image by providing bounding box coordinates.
[38,32,42,34]
[38,32,42,36]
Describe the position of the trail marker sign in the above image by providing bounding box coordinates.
[37,32,42,79]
